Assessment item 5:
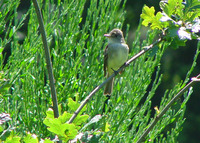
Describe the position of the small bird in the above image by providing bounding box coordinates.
[104,29,129,95]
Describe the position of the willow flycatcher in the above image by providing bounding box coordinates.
[104,28,129,95]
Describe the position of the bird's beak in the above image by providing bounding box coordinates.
[104,34,111,37]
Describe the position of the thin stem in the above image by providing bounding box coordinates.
[68,38,162,123]
[136,74,200,143]
[32,0,59,118]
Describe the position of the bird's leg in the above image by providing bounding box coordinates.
[111,68,119,75]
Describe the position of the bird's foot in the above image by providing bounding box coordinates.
[111,68,118,75]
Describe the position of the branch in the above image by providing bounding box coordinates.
[32,0,59,118]
[136,74,200,143]
[68,38,162,123]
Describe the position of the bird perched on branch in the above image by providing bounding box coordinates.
[104,28,129,95]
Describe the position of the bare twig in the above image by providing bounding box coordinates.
[136,74,200,143]
[68,38,162,123]
[32,0,59,118]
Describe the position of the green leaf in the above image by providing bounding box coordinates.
[44,117,78,141]
[168,25,179,38]
[170,37,186,48]
[74,114,89,126]
[160,0,174,16]
[151,12,164,29]
[185,0,200,12]
[23,133,38,143]
[141,6,156,27]
[43,138,54,143]
[184,0,200,20]
[68,98,80,112]
[0,126,3,132]
[58,111,72,124]
[68,98,86,113]
[104,122,110,132]
[0,84,12,93]
[141,6,165,29]
[160,0,185,20]
[5,136,21,143]
[46,108,54,119]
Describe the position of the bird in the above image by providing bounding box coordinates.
[104,28,129,95]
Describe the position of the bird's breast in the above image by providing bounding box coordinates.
[107,43,129,72]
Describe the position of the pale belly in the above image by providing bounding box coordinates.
[107,43,129,74]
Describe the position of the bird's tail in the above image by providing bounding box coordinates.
[104,77,114,95]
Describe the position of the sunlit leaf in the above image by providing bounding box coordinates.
[74,114,89,126]
[141,6,156,26]
[23,133,38,143]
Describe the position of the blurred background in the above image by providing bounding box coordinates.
[2,0,200,142]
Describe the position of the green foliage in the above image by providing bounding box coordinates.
[23,133,39,143]
[0,0,199,142]
[1,0,124,137]
[5,133,21,143]
[141,6,164,29]
[44,114,78,141]
[1,0,127,141]
[141,0,200,48]
[43,98,89,142]
[0,71,11,94]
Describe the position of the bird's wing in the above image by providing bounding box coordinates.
[104,45,108,77]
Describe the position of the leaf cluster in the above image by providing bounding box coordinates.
[141,0,200,48]
[43,98,89,142]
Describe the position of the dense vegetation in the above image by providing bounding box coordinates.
[0,0,200,142]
